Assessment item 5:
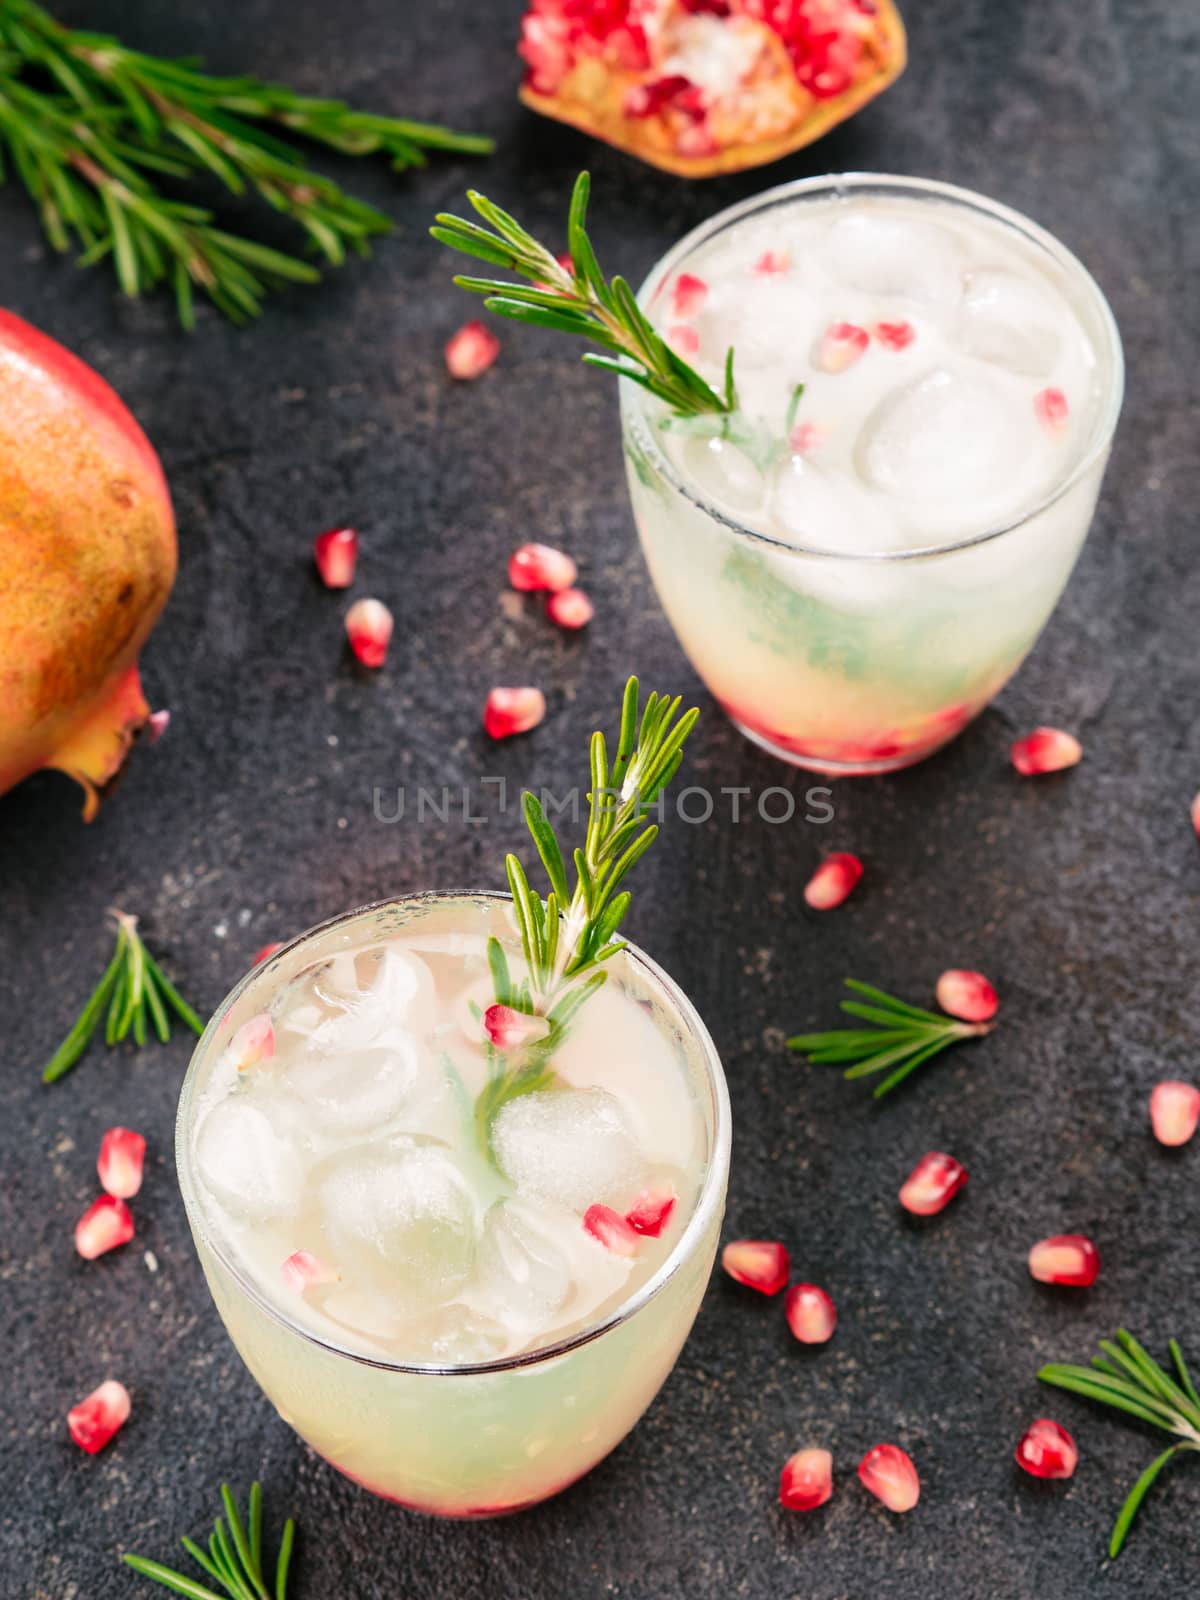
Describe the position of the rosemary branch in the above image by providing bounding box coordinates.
[123,1480,295,1600]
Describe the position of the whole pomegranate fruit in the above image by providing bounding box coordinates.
[0,311,176,819]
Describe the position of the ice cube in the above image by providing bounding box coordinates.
[310,947,436,1054]
[957,269,1063,377]
[491,1088,647,1213]
[477,1199,572,1332]
[392,1303,510,1365]
[674,432,766,515]
[194,1097,304,1221]
[824,212,965,308]
[316,1140,476,1302]
[764,457,907,613]
[282,1039,424,1134]
[699,273,820,371]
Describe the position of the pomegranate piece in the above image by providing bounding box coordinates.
[483,1002,551,1051]
[1010,727,1082,776]
[858,1443,920,1512]
[313,526,358,589]
[1149,1080,1200,1147]
[230,1013,275,1072]
[280,1250,338,1293]
[252,942,283,966]
[67,1379,131,1454]
[779,1447,833,1511]
[785,1283,837,1344]
[1028,1233,1100,1287]
[626,1185,677,1237]
[1034,387,1070,434]
[508,542,577,593]
[546,587,594,630]
[97,1127,146,1200]
[483,686,546,740]
[345,598,393,669]
[899,1152,968,1217]
[873,319,916,351]
[936,969,999,1023]
[445,319,500,380]
[721,1238,790,1296]
[584,1203,640,1256]
[753,249,792,275]
[75,1194,135,1260]
[803,852,863,910]
[814,321,869,373]
[670,272,709,319]
[1015,1418,1078,1481]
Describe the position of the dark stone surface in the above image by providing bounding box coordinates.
[1,0,1197,1594]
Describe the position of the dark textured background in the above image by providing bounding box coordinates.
[2,1,1197,1595]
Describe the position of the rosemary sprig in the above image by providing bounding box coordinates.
[787,979,995,1099]
[41,909,203,1083]
[123,1480,295,1600]
[1039,1330,1200,1557]
[433,171,735,418]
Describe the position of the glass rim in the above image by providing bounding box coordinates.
[624,171,1125,563]
[175,889,732,1379]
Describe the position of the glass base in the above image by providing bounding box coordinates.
[730,716,952,776]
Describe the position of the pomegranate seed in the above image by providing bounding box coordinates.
[145,708,170,744]
[899,1152,968,1217]
[721,1239,790,1296]
[1028,1233,1100,1287]
[1010,727,1082,776]
[803,852,863,910]
[670,272,708,320]
[1034,387,1070,434]
[626,1185,677,1237]
[252,942,283,966]
[75,1194,134,1260]
[667,323,700,357]
[1150,1080,1200,1147]
[546,587,594,629]
[67,1380,131,1454]
[445,320,500,380]
[874,320,916,351]
[345,598,393,669]
[97,1127,146,1200]
[785,1283,837,1344]
[1191,791,1200,837]
[789,420,827,456]
[779,1447,833,1511]
[508,542,577,593]
[483,1002,551,1051]
[483,686,546,740]
[1015,1418,1078,1480]
[858,1444,920,1512]
[936,969,998,1023]
[230,1013,275,1072]
[752,249,791,275]
[280,1250,338,1293]
[313,527,358,589]
[583,1203,640,1256]
[814,322,869,374]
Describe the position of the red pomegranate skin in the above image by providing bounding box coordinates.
[0,310,176,818]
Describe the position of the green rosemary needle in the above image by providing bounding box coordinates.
[1039,1330,1200,1557]
[123,1480,296,1600]
[787,979,995,1099]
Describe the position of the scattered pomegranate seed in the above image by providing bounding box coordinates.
[280,1250,338,1293]
[1191,791,1200,837]
[313,527,358,589]
[899,1152,968,1217]
[814,322,869,373]
[626,1185,677,1237]
[858,1444,920,1512]
[785,1283,837,1344]
[67,1379,131,1454]
[445,319,500,380]
[546,587,594,630]
[508,542,577,593]
[483,1002,551,1051]
[752,249,791,275]
[936,969,999,1023]
[583,1203,640,1256]
[789,420,827,456]
[1150,1080,1200,1147]
[345,598,393,669]
[1028,1233,1100,1287]
[1010,727,1082,776]
[252,942,283,966]
[75,1194,134,1260]
[1034,387,1070,434]
[874,320,916,351]
[779,1447,833,1511]
[483,686,546,740]
[145,708,170,744]
[667,323,700,357]
[721,1239,790,1296]
[97,1127,146,1200]
[803,852,863,910]
[1015,1418,1078,1480]
[671,272,708,319]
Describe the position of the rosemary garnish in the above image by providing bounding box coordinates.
[1039,1330,1200,1557]
[123,1480,295,1599]
[0,0,491,324]
[41,909,202,1083]
[475,676,698,1146]
[787,979,995,1099]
